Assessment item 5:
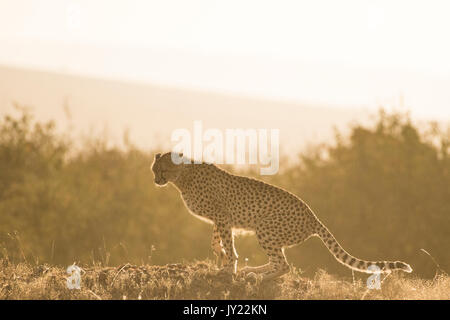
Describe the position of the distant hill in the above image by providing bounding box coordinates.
[0,65,370,154]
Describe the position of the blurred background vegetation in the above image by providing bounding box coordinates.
[0,107,448,279]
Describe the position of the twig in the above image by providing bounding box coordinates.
[50,240,55,264]
[9,231,27,263]
[420,248,447,275]
[351,270,358,295]
[87,289,102,300]
[111,263,130,286]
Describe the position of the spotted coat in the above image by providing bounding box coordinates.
[151,152,412,280]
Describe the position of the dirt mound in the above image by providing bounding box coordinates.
[0,259,447,299]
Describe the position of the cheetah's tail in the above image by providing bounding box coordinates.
[315,222,412,274]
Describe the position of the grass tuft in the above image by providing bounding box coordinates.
[0,259,448,300]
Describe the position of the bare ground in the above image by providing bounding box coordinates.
[0,259,448,300]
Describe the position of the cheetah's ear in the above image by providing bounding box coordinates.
[155,153,161,159]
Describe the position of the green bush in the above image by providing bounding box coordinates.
[0,108,448,279]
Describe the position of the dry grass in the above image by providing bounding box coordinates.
[0,259,448,300]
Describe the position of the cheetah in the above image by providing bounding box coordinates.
[151,152,412,281]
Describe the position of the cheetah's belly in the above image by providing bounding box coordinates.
[180,191,218,223]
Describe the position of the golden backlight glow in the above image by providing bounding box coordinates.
[0,0,449,120]
[0,0,449,301]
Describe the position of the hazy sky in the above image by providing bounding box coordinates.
[0,0,449,119]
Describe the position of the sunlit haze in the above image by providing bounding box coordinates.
[0,0,449,149]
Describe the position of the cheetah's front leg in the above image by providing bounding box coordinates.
[216,221,238,274]
[211,224,227,268]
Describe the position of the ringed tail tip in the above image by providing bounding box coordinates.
[396,261,413,273]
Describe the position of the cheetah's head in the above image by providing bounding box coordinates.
[151,152,185,186]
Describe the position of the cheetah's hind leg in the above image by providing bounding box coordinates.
[259,248,290,281]
[260,263,290,281]
[239,263,272,281]
[240,263,271,274]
